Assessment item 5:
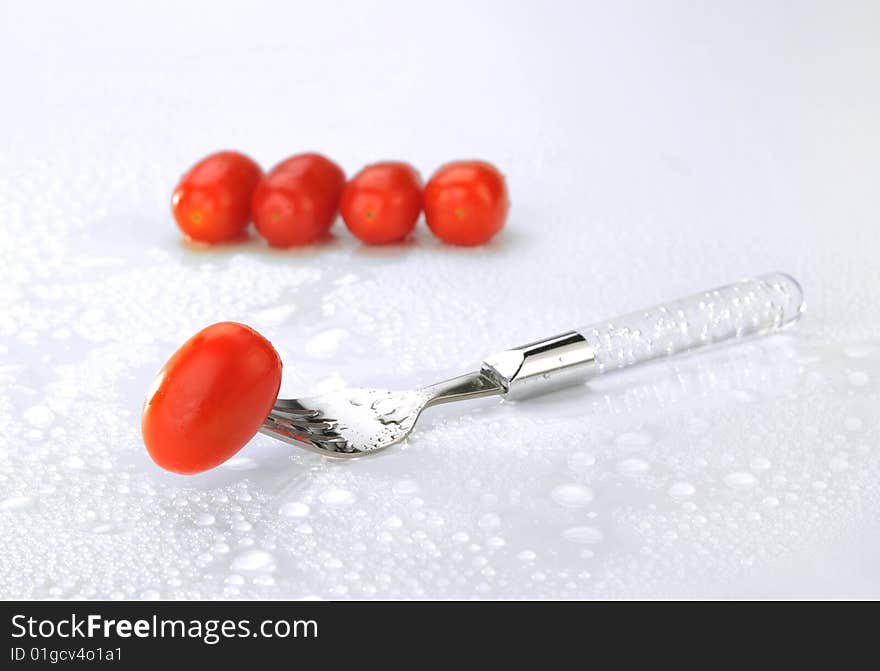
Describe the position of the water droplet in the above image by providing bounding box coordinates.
[313,374,347,394]
[749,457,772,471]
[478,513,501,528]
[567,452,596,471]
[617,457,650,475]
[829,455,849,472]
[80,308,105,324]
[562,526,604,544]
[222,457,259,471]
[230,549,276,572]
[550,484,594,508]
[844,344,878,359]
[615,431,652,447]
[668,482,696,499]
[392,479,420,496]
[0,495,34,511]
[686,418,710,435]
[194,513,215,526]
[320,488,356,506]
[305,328,348,358]
[848,371,869,387]
[384,515,403,528]
[731,390,755,403]
[517,550,537,562]
[252,304,297,326]
[279,502,310,518]
[57,384,78,399]
[92,522,120,534]
[24,405,54,428]
[724,472,758,489]
[64,456,85,469]
[844,417,863,431]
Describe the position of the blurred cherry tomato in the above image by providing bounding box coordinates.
[423,160,509,246]
[171,151,263,243]
[142,322,282,475]
[251,153,345,247]
[340,162,423,244]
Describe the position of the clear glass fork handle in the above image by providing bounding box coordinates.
[481,273,805,398]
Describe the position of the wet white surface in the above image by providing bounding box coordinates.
[1,1,879,599]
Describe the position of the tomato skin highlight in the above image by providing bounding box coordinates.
[423,160,509,246]
[340,162,423,244]
[251,153,345,247]
[141,322,282,475]
[171,151,263,243]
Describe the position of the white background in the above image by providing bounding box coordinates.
[1,0,878,598]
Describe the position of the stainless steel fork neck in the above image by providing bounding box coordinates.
[422,371,504,407]
[481,331,596,399]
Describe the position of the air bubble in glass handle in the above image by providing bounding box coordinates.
[481,273,805,398]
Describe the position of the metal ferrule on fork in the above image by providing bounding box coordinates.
[481,331,597,399]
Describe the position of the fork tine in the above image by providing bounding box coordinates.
[267,411,339,434]
[271,399,321,418]
[264,414,347,444]
[261,417,351,450]
[270,408,337,426]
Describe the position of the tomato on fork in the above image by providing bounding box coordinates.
[141,322,282,475]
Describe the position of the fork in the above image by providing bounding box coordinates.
[260,273,804,458]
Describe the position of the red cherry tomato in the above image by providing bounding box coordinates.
[171,151,263,243]
[423,160,509,246]
[340,162,423,244]
[141,322,282,475]
[251,153,345,247]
